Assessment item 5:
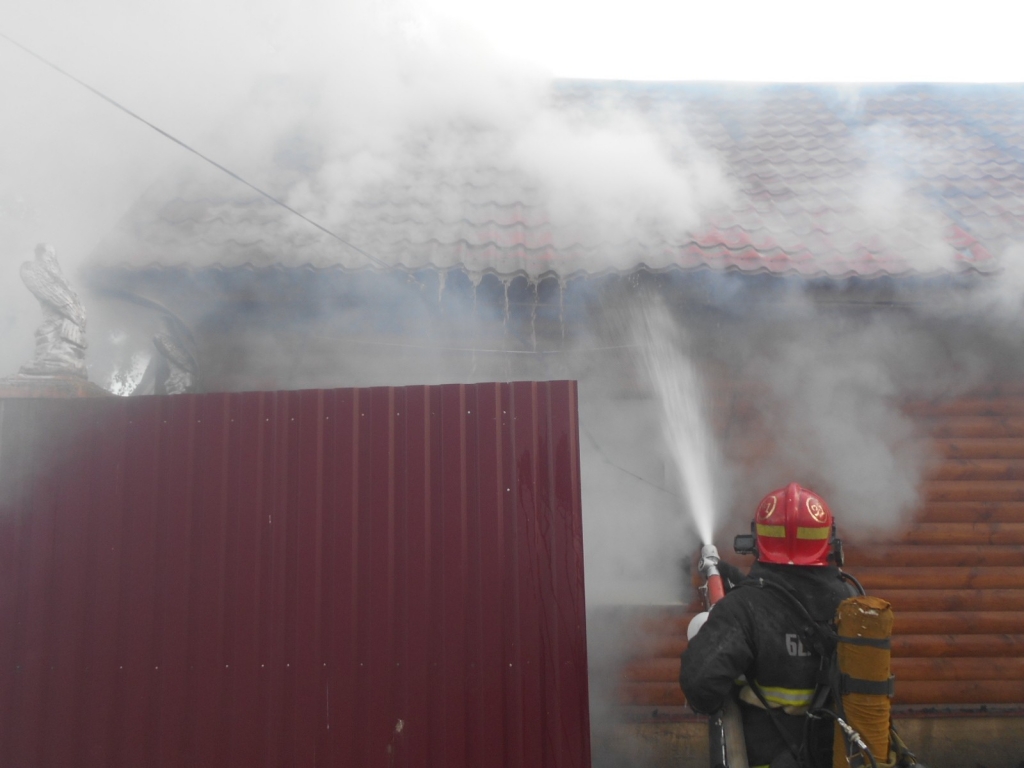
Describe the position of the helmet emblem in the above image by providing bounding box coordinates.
[807,497,826,522]
[759,495,777,520]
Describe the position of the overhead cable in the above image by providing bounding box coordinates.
[0,31,392,270]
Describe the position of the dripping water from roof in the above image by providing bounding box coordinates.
[499,280,512,382]
[558,278,566,341]
[502,277,511,328]
[529,281,537,352]
[469,271,482,315]
[470,272,481,378]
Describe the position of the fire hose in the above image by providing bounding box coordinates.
[688,544,749,768]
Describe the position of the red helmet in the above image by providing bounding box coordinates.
[754,482,834,566]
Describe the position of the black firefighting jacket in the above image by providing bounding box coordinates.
[679,561,856,767]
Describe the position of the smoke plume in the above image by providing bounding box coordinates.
[6,3,1024,764]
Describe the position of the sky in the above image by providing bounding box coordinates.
[424,0,1024,83]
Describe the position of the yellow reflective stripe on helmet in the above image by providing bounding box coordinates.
[756,524,786,538]
[796,526,830,540]
[755,683,815,708]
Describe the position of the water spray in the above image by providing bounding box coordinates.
[635,300,721,545]
[636,301,744,764]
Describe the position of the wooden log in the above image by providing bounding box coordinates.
[931,459,1024,481]
[635,609,1024,638]
[619,679,1024,708]
[917,502,1024,523]
[646,635,687,658]
[925,482,1024,503]
[622,657,681,682]
[904,397,1024,418]
[892,656,1024,681]
[893,611,1024,635]
[926,417,1024,438]
[893,680,1024,705]
[635,612,697,636]
[855,567,1024,590]
[873,588,1024,612]
[593,605,688,625]
[843,545,1024,568]
[626,656,1024,684]
[653,632,1024,660]
[898,522,1024,545]
[933,439,1024,460]
[890,634,1024,657]
[619,681,687,707]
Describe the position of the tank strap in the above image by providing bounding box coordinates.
[738,576,837,655]
[838,635,890,649]
[840,673,896,698]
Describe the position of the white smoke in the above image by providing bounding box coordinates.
[7,6,1024,765]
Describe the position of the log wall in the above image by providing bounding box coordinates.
[619,388,1024,711]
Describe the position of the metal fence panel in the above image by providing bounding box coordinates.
[0,382,590,767]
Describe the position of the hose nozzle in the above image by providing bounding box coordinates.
[698,544,721,576]
[697,544,726,607]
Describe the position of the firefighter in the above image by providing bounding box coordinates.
[679,482,857,768]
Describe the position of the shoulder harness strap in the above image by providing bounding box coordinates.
[737,576,838,656]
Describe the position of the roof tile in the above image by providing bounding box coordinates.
[92,84,1024,279]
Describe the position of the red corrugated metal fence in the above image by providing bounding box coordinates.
[0,382,590,767]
